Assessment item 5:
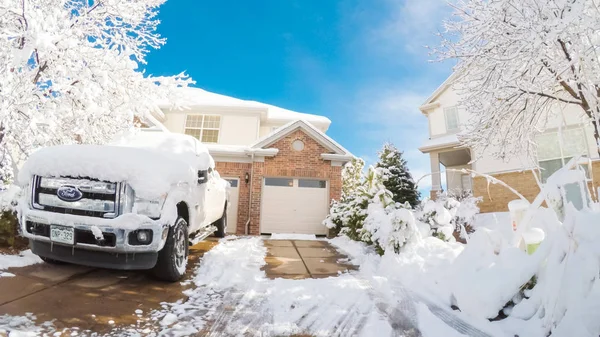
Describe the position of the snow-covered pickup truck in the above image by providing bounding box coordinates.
[17,131,228,281]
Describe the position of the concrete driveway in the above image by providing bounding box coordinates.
[0,238,354,335]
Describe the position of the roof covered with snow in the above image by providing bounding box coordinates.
[418,134,462,153]
[159,87,331,129]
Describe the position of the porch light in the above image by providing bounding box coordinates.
[245,172,250,184]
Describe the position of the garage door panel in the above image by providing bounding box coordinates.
[261,178,329,235]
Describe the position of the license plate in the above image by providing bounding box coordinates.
[50,226,75,245]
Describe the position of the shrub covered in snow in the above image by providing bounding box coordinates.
[324,159,417,254]
[417,191,481,242]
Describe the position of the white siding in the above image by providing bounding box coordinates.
[161,109,260,146]
[424,83,600,175]
[219,115,259,145]
[427,87,463,137]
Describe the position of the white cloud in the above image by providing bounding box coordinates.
[372,0,453,55]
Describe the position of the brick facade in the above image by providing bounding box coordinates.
[473,161,600,213]
[215,129,343,235]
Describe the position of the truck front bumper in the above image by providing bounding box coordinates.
[21,209,170,270]
[30,240,158,270]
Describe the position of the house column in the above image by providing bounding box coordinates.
[430,152,442,199]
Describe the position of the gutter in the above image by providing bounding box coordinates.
[245,152,255,235]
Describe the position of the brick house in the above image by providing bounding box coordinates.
[151,87,352,235]
[418,73,600,213]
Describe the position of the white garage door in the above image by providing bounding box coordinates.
[224,178,239,233]
[260,178,329,235]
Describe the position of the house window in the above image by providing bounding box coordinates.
[298,179,326,188]
[536,127,589,182]
[184,115,221,143]
[444,107,459,132]
[265,178,293,187]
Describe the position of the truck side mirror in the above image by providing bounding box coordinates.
[198,170,208,185]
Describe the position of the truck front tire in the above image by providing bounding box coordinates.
[152,217,189,282]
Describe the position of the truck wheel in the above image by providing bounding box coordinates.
[214,209,227,238]
[152,217,189,282]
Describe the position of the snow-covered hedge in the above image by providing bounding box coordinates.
[417,191,481,242]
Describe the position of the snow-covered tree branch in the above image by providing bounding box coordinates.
[0,0,193,179]
[433,0,600,159]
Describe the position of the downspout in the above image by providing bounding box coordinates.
[245,152,255,235]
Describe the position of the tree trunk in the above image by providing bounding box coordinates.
[592,119,600,157]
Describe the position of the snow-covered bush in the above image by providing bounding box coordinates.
[433,164,600,336]
[0,185,21,247]
[324,160,417,254]
[417,191,481,242]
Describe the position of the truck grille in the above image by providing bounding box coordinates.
[25,221,117,247]
[31,176,121,218]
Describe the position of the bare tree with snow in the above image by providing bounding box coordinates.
[433,0,600,159]
[0,0,193,178]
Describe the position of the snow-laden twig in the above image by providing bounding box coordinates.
[415,168,527,201]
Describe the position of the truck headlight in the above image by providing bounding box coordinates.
[119,184,135,215]
[133,197,164,219]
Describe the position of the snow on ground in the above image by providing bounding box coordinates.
[0,250,43,277]
[144,236,392,336]
[1,234,529,337]
[417,303,467,337]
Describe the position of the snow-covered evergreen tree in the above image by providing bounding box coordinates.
[324,158,368,238]
[325,160,417,254]
[375,143,420,208]
[0,0,193,180]
[362,166,416,254]
[342,157,365,198]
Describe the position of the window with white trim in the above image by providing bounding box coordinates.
[184,115,221,143]
[444,106,459,132]
[536,127,589,182]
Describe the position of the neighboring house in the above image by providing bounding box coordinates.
[150,87,352,235]
[419,74,599,213]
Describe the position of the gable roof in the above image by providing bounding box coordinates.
[158,87,332,130]
[419,72,459,114]
[251,120,353,158]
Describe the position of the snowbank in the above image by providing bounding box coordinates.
[0,250,43,277]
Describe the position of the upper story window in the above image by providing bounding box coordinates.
[444,106,459,132]
[536,127,589,182]
[184,115,221,143]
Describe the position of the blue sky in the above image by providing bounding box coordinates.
[145,0,454,192]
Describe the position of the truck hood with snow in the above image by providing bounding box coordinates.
[19,145,197,199]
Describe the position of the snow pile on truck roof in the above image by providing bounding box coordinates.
[19,132,211,199]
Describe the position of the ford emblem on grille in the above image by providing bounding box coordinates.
[56,185,83,202]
